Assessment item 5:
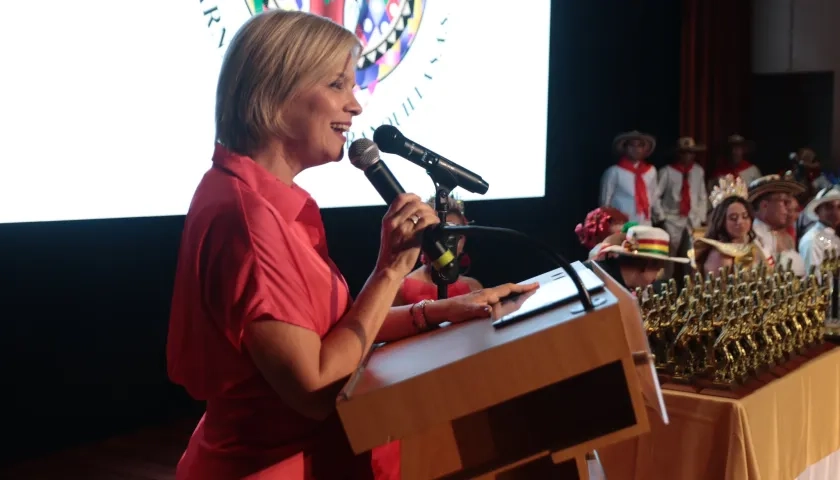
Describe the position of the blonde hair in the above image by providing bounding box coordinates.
[215,10,361,155]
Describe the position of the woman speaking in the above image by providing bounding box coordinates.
[166,10,537,480]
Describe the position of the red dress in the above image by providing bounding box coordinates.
[400,277,473,304]
[167,144,398,479]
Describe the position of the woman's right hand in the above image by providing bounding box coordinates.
[425,282,541,324]
[376,194,440,277]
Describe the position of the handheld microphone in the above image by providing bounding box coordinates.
[349,139,457,272]
[372,125,490,194]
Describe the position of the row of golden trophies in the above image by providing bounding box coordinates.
[636,250,840,388]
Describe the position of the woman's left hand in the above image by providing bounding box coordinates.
[426,282,540,325]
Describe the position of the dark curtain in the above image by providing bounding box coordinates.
[679,0,752,170]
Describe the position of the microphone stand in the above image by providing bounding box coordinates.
[430,183,461,301]
[423,171,593,312]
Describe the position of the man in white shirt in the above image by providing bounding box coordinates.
[707,134,762,194]
[600,131,662,225]
[799,186,840,276]
[748,174,807,275]
[657,137,707,279]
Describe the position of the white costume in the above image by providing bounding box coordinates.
[753,219,805,276]
[798,222,840,276]
[600,162,661,225]
[658,163,707,251]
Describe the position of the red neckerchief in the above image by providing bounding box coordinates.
[713,159,754,179]
[616,157,653,219]
[670,162,693,216]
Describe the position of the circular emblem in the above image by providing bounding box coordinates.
[202,0,449,143]
[211,1,430,93]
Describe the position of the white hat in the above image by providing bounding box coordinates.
[805,186,840,220]
[600,225,689,264]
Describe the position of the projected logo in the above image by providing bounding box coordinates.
[201,0,450,144]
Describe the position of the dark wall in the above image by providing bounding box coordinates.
[750,72,835,174]
[0,0,682,464]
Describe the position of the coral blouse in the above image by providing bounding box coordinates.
[167,144,395,479]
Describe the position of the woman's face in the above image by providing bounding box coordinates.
[725,201,751,242]
[446,212,467,255]
[281,56,362,169]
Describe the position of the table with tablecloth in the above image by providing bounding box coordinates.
[599,346,840,480]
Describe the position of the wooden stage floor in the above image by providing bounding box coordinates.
[0,418,196,480]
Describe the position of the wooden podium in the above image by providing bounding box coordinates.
[337,262,660,479]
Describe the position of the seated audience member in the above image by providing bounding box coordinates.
[575,206,630,260]
[799,186,840,275]
[165,11,538,480]
[591,225,689,290]
[748,173,807,275]
[694,175,766,275]
[394,195,482,306]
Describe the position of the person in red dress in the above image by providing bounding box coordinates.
[394,195,482,305]
[166,10,537,480]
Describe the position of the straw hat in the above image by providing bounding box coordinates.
[600,225,689,264]
[804,186,840,220]
[724,133,755,152]
[674,136,706,153]
[613,131,656,156]
[747,173,806,203]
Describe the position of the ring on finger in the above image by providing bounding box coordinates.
[409,214,420,225]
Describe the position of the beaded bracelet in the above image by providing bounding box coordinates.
[410,299,434,332]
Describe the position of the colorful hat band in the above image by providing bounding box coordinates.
[625,238,670,257]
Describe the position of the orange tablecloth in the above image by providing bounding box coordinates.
[599,347,840,480]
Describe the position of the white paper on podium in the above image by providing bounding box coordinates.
[589,262,669,425]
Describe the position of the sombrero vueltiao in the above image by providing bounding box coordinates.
[723,133,755,152]
[673,136,706,154]
[747,173,806,203]
[804,186,840,220]
[600,225,689,264]
[613,131,656,156]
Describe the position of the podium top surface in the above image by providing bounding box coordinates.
[342,262,611,399]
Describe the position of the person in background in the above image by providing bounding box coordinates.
[748,174,807,275]
[791,148,832,240]
[600,130,662,225]
[575,206,630,260]
[591,225,689,291]
[393,195,482,306]
[657,136,707,280]
[707,134,762,191]
[165,11,537,480]
[799,186,840,275]
[693,175,765,275]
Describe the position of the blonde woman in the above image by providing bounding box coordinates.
[166,11,536,480]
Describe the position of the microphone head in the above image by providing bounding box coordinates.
[372,125,404,153]
[348,138,381,170]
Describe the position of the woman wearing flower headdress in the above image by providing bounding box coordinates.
[575,206,630,260]
[693,174,767,274]
[393,195,482,306]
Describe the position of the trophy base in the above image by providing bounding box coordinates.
[660,381,702,394]
[800,341,836,358]
[695,376,765,399]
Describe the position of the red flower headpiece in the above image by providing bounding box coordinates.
[575,207,629,250]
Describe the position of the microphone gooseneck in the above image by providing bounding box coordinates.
[441,224,595,311]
